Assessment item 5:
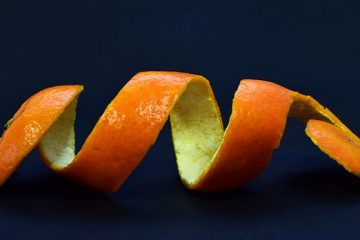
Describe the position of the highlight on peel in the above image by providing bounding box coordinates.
[0,71,359,192]
[0,85,83,186]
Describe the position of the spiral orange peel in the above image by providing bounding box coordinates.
[0,71,358,192]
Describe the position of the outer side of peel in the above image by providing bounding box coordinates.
[305,120,360,175]
[0,85,83,185]
[189,80,293,190]
[290,91,360,176]
[0,71,358,192]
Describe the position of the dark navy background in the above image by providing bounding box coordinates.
[1,1,360,239]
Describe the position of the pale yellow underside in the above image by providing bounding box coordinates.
[39,98,77,168]
[170,80,224,185]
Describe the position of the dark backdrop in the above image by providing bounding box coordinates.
[1,1,360,239]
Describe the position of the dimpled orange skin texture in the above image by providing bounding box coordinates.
[60,72,197,192]
[0,85,83,185]
[61,74,292,192]
[306,120,360,174]
[0,71,359,193]
[194,80,292,190]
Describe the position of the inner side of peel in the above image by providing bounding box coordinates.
[170,80,224,185]
[39,96,78,168]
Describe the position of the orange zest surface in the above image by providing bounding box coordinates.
[0,71,359,192]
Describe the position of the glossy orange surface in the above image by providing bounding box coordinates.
[0,85,83,185]
[60,72,196,192]
[306,120,360,174]
[0,71,358,192]
[195,80,293,190]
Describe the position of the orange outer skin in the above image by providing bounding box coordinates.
[59,72,197,192]
[194,80,292,190]
[0,85,83,185]
[60,74,292,192]
[306,120,360,175]
[0,71,358,192]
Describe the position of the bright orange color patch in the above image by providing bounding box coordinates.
[0,85,83,185]
[0,71,358,192]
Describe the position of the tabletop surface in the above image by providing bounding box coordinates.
[0,1,360,239]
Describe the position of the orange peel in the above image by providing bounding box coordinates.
[0,71,358,192]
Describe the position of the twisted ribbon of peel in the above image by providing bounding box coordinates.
[0,72,359,192]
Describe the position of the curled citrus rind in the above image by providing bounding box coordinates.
[0,71,358,192]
